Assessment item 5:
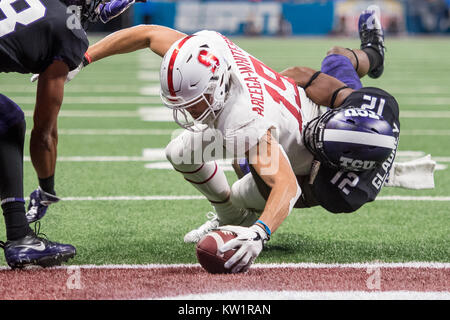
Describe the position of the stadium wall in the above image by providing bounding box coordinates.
[130,0,450,36]
[132,1,335,36]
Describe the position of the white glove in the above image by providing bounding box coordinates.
[31,61,85,84]
[217,224,269,273]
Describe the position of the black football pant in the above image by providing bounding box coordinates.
[0,120,32,240]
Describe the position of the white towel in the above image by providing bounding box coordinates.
[384,155,436,189]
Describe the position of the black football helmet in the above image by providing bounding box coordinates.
[303,106,396,172]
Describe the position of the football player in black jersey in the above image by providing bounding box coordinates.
[241,7,400,215]
[0,0,140,269]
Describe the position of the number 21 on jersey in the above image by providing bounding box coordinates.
[0,0,46,38]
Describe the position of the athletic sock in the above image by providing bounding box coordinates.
[362,47,383,74]
[39,175,55,195]
[2,201,32,241]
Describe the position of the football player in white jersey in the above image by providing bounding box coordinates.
[62,8,434,273]
[77,25,330,272]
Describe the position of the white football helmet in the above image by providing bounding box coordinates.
[160,35,231,131]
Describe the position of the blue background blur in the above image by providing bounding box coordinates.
[91,0,450,36]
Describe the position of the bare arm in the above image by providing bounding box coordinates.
[87,24,187,61]
[30,60,68,180]
[280,66,355,108]
[248,130,301,234]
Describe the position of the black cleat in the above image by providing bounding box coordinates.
[359,8,385,78]
[0,232,76,269]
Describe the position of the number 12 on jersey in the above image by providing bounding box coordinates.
[330,171,360,195]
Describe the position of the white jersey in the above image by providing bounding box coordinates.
[195,30,320,175]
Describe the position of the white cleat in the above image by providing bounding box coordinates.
[184,212,220,243]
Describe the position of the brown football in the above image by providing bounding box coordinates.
[196,230,237,274]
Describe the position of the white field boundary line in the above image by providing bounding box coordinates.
[53,195,450,201]
[158,290,450,300]
[1,262,449,271]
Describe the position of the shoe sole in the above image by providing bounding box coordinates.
[7,252,76,270]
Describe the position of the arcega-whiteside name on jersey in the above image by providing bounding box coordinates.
[195,30,320,175]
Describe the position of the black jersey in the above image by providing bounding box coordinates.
[0,0,88,74]
[308,87,400,213]
[248,87,400,214]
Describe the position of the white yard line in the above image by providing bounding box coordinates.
[18,96,162,104]
[24,110,140,117]
[25,129,175,135]
[19,108,450,119]
[401,130,450,136]
[50,195,450,201]
[20,128,450,136]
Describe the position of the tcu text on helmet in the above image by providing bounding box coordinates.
[344,108,381,120]
[340,156,376,170]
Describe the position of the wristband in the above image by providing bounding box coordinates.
[82,52,92,66]
[255,219,271,237]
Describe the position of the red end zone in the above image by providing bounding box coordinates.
[0,263,448,300]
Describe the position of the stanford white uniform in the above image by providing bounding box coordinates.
[195,30,319,174]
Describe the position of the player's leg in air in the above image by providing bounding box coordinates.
[0,95,76,269]
[321,6,385,88]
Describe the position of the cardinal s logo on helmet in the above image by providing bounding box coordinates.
[198,50,220,74]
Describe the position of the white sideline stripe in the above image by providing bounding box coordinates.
[140,85,161,96]
[402,130,450,136]
[24,156,153,162]
[376,196,450,201]
[60,195,205,201]
[324,129,396,148]
[138,71,160,81]
[51,195,450,201]
[16,97,162,104]
[159,290,450,300]
[24,110,139,118]
[400,97,450,105]
[19,108,450,119]
[21,155,450,164]
[25,129,175,136]
[1,262,448,271]
[401,111,450,118]
[139,107,173,122]
[1,85,143,93]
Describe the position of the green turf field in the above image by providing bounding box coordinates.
[0,36,449,266]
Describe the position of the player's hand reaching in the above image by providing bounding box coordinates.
[98,0,147,24]
[217,224,269,273]
[26,187,61,224]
